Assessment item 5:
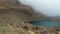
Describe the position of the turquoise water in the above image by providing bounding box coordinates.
[29,21,60,27]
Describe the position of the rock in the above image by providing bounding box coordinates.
[0,0,21,5]
[0,0,59,34]
[58,31,60,34]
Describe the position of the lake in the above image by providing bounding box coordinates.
[29,21,60,27]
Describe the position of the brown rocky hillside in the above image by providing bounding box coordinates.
[0,0,59,34]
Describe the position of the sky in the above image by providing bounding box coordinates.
[19,0,60,17]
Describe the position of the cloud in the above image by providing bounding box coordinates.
[19,0,60,17]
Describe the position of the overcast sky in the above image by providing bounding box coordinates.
[19,0,60,17]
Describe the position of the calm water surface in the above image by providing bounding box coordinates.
[29,21,60,27]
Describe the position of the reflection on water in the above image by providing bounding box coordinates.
[29,21,60,27]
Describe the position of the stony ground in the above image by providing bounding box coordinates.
[0,14,59,34]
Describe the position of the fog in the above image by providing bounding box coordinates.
[19,0,60,17]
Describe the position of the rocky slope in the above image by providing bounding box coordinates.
[0,15,59,34]
[0,0,47,22]
[0,0,60,34]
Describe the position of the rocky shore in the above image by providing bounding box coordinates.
[0,0,60,34]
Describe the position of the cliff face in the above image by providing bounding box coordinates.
[0,0,47,22]
[0,0,20,6]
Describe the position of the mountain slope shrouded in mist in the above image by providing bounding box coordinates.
[0,0,59,34]
[19,0,60,17]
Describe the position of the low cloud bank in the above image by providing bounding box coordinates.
[19,0,60,17]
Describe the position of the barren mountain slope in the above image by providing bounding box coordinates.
[0,0,59,34]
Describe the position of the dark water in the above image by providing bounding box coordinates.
[29,21,60,27]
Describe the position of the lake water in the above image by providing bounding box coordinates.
[29,21,60,27]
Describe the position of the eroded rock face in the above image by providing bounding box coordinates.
[0,0,20,5]
[0,0,47,22]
